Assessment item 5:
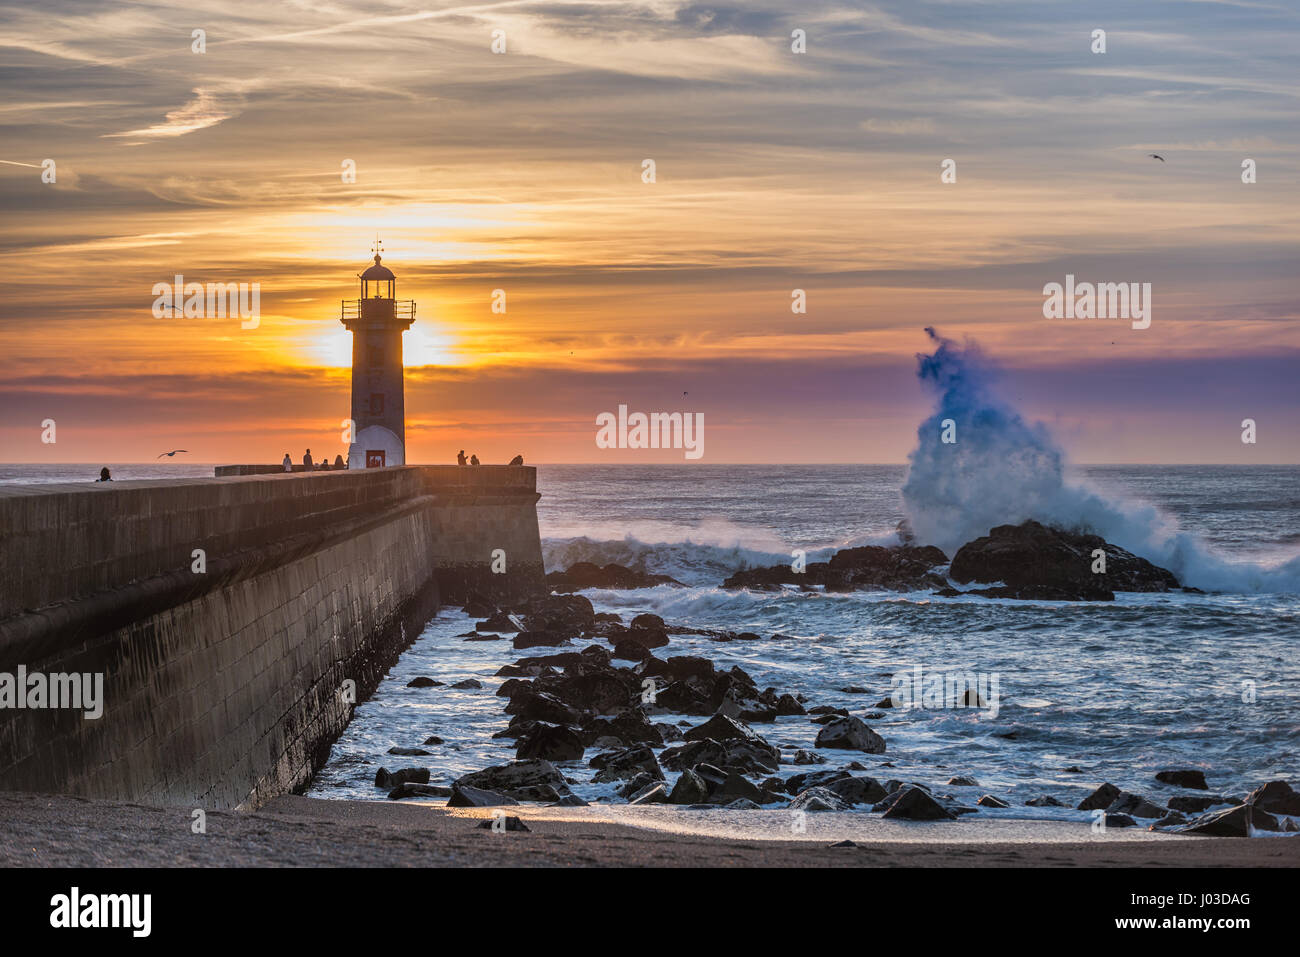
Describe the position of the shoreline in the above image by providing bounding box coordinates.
[2,792,1293,868]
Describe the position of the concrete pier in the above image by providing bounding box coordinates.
[0,466,542,809]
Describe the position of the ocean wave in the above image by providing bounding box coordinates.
[901,328,1300,594]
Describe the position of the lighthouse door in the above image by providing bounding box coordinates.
[365,450,386,468]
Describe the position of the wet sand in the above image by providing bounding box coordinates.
[1,791,1295,867]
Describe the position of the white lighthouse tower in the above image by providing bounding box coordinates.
[340,245,416,468]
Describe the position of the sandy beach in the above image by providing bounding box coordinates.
[1,791,1294,868]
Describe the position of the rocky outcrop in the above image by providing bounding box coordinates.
[1155,769,1207,790]
[814,716,886,754]
[948,520,1180,601]
[1244,780,1300,815]
[723,544,948,592]
[547,563,682,591]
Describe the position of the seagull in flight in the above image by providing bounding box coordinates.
[1148,153,1165,162]
[157,449,189,458]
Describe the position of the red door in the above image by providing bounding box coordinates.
[365,450,386,468]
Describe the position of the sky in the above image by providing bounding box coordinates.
[1,0,1297,465]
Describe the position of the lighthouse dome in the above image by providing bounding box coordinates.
[360,254,395,280]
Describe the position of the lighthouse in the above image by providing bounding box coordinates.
[340,248,416,468]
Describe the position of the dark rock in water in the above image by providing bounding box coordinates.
[630,783,670,805]
[711,772,765,805]
[547,562,682,591]
[724,798,761,810]
[550,793,589,807]
[949,520,1180,601]
[880,786,957,821]
[504,689,582,726]
[388,746,432,756]
[477,815,531,832]
[1105,813,1137,828]
[815,716,886,754]
[611,626,669,650]
[590,745,663,783]
[685,714,763,745]
[514,629,568,649]
[873,697,894,709]
[1168,794,1236,814]
[789,787,851,812]
[775,694,806,716]
[660,739,728,772]
[375,766,431,788]
[692,763,729,795]
[386,783,452,800]
[463,594,496,619]
[1244,780,1300,816]
[1156,769,1208,790]
[829,840,859,848]
[808,705,847,716]
[977,795,1009,808]
[1077,782,1121,811]
[618,772,662,799]
[423,736,443,746]
[947,775,979,787]
[1062,766,1083,773]
[581,710,663,748]
[722,544,948,592]
[792,749,825,766]
[1148,811,1188,830]
[840,686,869,694]
[631,613,665,630]
[1107,791,1165,819]
[611,640,652,661]
[669,768,710,805]
[449,678,483,690]
[1173,803,1279,836]
[654,681,713,715]
[477,611,520,633]
[455,759,568,800]
[448,785,520,807]
[406,677,442,688]
[1026,795,1064,808]
[822,776,888,806]
[515,723,585,762]
[786,768,851,795]
[1283,818,1299,833]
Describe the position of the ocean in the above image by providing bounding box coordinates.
[302,462,1299,828]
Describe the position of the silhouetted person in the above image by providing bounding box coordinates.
[470,454,480,465]
[97,467,111,482]
[303,449,314,468]
[457,450,467,466]
[282,453,292,472]
[508,454,524,466]
[334,454,344,469]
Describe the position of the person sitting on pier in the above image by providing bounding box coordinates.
[303,449,314,468]
[334,454,345,469]
[508,454,524,466]
[470,454,480,465]
[282,453,292,472]
[97,467,112,482]
[457,450,467,466]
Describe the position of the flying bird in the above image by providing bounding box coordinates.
[157,449,189,458]
[1148,153,1165,162]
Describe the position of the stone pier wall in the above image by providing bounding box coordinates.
[0,466,542,809]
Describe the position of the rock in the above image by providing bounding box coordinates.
[1283,818,1299,833]
[947,775,979,787]
[1155,769,1208,790]
[547,562,682,591]
[514,630,568,649]
[448,785,520,807]
[949,520,1180,600]
[476,815,531,832]
[387,746,432,756]
[611,641,652,661]
[873,697,894,709]
[668,768,710,805]
[503,689,582,726]
[1168,794,1235,814]
[449,678,483,690]
[455,759,569,800]
[1148,811,1187,830]
[1107,791,1165,819]
[792,749,825,765]
[549,793,589,807]
[406,676,442,688]
[977,795,1009,808]
[814,716,886,754]
[789,787,851,812]
[840,686,869,694]
[476,611,519,632]
[618,773,662,799]
[1105,813,1137,828]
[775,694,806,716]
[375,767,431,788]
[590,745,664,783]
[829,840,859,848]
[1077,782,1121,811]
[1243,780,1300,816]
[630,783,670,805]
[515,723,585,762]
[723,544,948,592]
[723,798,761,810]
[631,613,665,630]
[1026,795,1064,808]
[711,773,765,805]
[423,736,443,746]
[660,739,728,772]
[581,710,663,747]
[822,776,888,806]
[386,783,452,800]
[684,714,764,745]
[463,594,496,618]
[880,786,957,821]
[1173,803,1279,837]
